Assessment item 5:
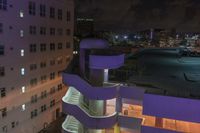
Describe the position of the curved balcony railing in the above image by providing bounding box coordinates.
[62,87,117,129]
[62,73,118,100]
[89,54,125,69]
[62,115,83,133]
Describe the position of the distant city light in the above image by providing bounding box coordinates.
[22,104,26,111]
[20,10,24,18]
[21,68,25,75]
[115,35,119,39]
[124,35,128,39]
[21,86,26,93]
[21,49,24,56]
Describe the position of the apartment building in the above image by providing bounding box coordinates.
[0,0,74,133]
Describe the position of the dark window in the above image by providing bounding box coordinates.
[0,67,5,77]
[0,0,7,10]
[31,94,37,103]
[29,1,36,15]
[66,11,71,21]
[58,43,62,50]
[41,105,46,112]
[57,58,63,64]
[50,43,55,51]
[40,62,46,68]
[58,9,62,20]
[58,84,62,91]
[31,109,37,118]
[50,28,55,35]
[40,43,46,52]
[30,64,37,71]
[50,7,55,18]
[30,78,37,86]
[40,27,46,35]
[0,88,6,98]
[50,100,55,107]
[29,26,36,35]
[11,122,15,128]
[1,107,7,118]
[41,91,47,99]
[50,72,55,80]
[30,44,37,53]
[40,4,46,17]
[0,45,4,55]
[40,75,47,83]
[0,23,3,33]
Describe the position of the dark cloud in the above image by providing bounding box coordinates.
[76,0,200,32]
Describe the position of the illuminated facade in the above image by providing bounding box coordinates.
[0,0,74,133]
[62,39,200,133]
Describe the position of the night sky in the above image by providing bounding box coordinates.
[76,0,200,32]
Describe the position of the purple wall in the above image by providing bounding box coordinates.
[89,54,125,69]
[141,126,180,133]
[143,94,200,123]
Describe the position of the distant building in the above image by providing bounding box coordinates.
[76,18,94,37]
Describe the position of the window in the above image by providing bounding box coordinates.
[21,104,26,111]
[57,28,63,36]
[30,64,37,71]
[50,59,55,66]
[20,49,24,56]
[20,10,24,18]
[40,27,46,35]
[21,68,25,75]
[21,86,25,93]
[20,30,24,37]
[66,29,71,36]
[31,94,37,103]
[50,43,55,51]
[40,4,46,17]
[0,67,5,77]
[40,75,47,83]
[30,44,37,53]
[50,7,55,18]
[0,45,4,55]
[29,1,36,15]
[0,0,7,10]
[58,43,62,50]
[30,78,37,86]
[40,43,46,52]
[41,90,47,99]
[50,28,55,35]
[11,122,15,128]
[29,26,36,35]
[66,42,71,48]
[0,23,3,33]
[1,107,7,118]
[0,88,6,98]
[58,9,62,20]
[66,11,71,22]
[50,100,55,107]
[31,109,37,118]
[50,72,55,80]
[41,105,46,112]
[58,84,62,91]
[40,62,46,68]
[50,87,56,94]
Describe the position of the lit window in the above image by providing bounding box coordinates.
[21,86,25,93]
[20,30,24,37]
[22,104,26,111]
[20,10,24,18]
[20,49,24,56]
[21,68,25,75]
